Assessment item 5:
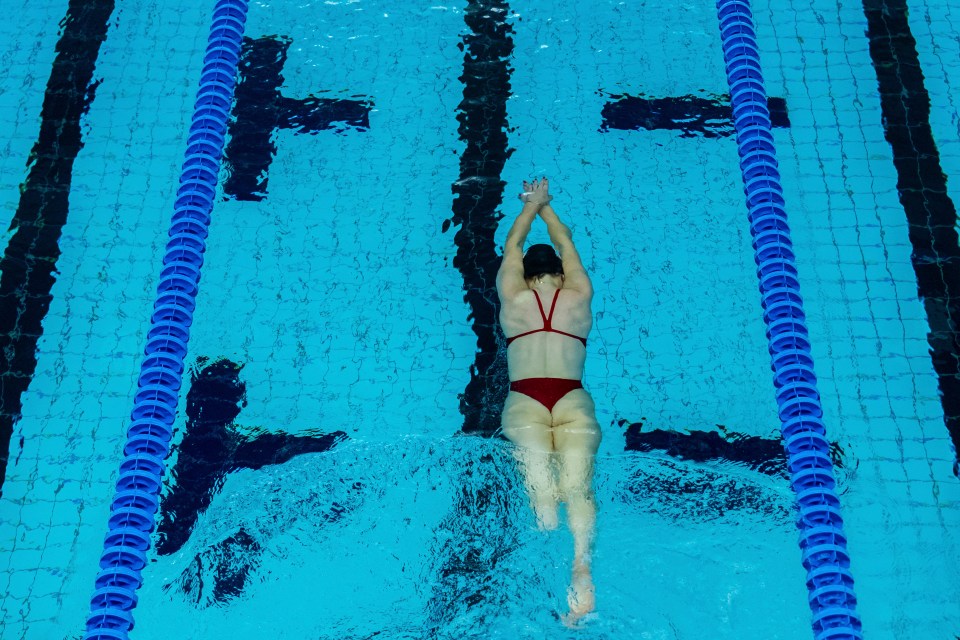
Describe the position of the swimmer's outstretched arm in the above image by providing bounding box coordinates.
[496,200,538,299]
[539,203,593,296]
[497,179,549,298]
[504,201,539,254]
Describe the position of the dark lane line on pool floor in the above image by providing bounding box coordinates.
[0,0,116,495]
[444,0,514,438]
[428,1,517,633]
[862,0,960,476]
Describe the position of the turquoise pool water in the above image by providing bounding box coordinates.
[0,0,958,638]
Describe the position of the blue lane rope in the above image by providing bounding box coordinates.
[83,2,248,638]
[715,1,863,638]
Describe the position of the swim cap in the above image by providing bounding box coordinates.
[523,244,564,279]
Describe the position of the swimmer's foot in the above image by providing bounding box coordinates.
[519,178,553,207]
[562,564,596,628]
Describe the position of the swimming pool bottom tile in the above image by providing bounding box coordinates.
[0,0,957,637]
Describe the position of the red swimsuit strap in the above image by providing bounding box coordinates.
[534,290,550,325]
[505,289,588,347]
[542,289,587,345]
[542,289,561,329]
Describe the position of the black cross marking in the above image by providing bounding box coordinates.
[156,357,352,607]
[155,357,348,558]
[223,36,373,202]
[601,94,790,137]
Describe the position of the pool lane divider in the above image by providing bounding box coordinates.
[83,1,248,638]
[715,2,863,639]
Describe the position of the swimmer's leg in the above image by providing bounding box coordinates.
[501,391,559,530]
[552,389,602,624]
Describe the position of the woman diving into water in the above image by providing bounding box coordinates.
[496,178,601,626]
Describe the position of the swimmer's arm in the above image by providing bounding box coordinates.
[539,204,593,297]
[497,202,539,299]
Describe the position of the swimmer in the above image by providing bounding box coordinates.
[496,178,601,626]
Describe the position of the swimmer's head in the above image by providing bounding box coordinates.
[523,244,564,280]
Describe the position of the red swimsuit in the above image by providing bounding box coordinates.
[506,289,588,411]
